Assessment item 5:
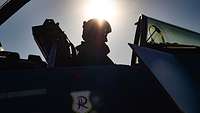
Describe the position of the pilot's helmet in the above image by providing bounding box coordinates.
[82,19,112,42]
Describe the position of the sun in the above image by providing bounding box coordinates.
[84,0,117,22]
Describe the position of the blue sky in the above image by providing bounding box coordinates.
[1,0,200,65]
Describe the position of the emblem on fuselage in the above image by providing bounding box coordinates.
[71,91,92,113]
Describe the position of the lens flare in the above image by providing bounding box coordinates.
[84,0,118,22]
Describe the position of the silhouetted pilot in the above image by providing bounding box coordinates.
[75,19,114,66]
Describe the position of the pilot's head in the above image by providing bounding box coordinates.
[82,19,112,43]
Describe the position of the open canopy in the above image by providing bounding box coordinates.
[134,15,200,47]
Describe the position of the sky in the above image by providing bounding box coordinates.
[1,0,200,65]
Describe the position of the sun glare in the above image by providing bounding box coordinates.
[84,0,118,22]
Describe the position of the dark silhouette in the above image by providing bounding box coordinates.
[32,19,76,67]
[0,0,31,26]
[75,19,114,66]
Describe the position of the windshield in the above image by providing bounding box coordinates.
[146,16,200,47]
